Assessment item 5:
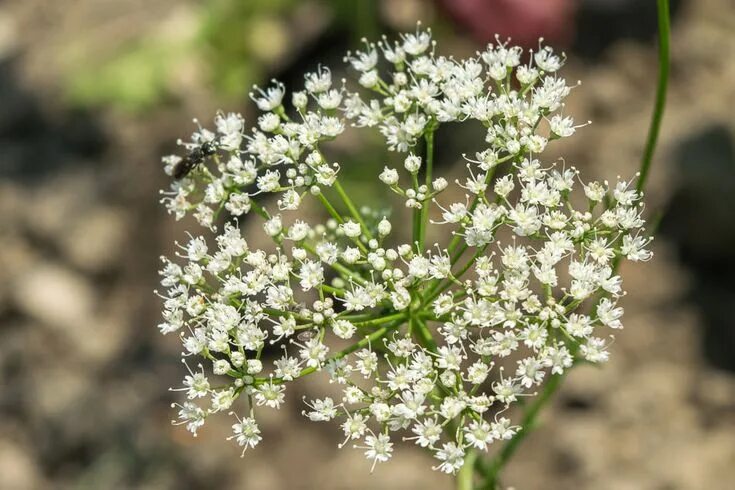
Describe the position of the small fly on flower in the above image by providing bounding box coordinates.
[297,330,317,342]
[172,141,218,180]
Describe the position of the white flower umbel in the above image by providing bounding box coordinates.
[158,26,651,476]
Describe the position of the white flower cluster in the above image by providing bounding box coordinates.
[157,26,651,473]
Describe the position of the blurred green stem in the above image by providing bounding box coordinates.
[354,0,379,41]
[480,372,564,489]
[636,0,670,194]
[457,449,478,490]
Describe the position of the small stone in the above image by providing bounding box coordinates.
[13,262,96,331]
[59,206,128,273]
[0,438,42,490]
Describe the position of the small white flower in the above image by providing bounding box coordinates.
[254,382,286,409]
[229,416,262,455]
[359,433,393,471]
[490,417,518,440]
[433,443,465,474]
[379,167,399,185]
[465,420,493,450]
[211,388,236,412]
[251,81,285,111]
[333,319,356,340]
[304,397,338,421]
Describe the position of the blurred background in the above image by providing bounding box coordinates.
[0,0,734,488]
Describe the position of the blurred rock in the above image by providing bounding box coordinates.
[0,436,42,490]
[58,206,128,274]
[28,363,90,421]
[0,10,19,60]
[25,172,99,242]
[13,262,96,331]
[694,370,735,414]
[0,235,37,313]
[12,262,126,364]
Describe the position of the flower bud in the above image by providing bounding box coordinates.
[359,70,379,88]
[213,359,231,375]
[264,216,282,236]
[379,167,399,185]
[377,218,392,236]
[432,177,448,191]
[404,154,421,173]
[246,359,263,374]
[292,91,308,109]
[341,220,362,238]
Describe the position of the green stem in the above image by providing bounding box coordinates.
[262,307,309,322]
[339,311,387,321]
[419,130,435,251]
[316,192,344,225]
[353,312,407,327]
[454,245,488,281]
[412,171,422,249]
[320,284,346,297]
[482,373,564,488]
[302,243,368,286]
[457,449,478,490]
[267,319,404,385]
[334,180,374,240]
[318,190,369,253]
[413,317,437,353]
[451,243,470,266]
[249,198,270,220]
[636,0,670,194]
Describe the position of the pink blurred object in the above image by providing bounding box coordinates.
[438,0,578,47]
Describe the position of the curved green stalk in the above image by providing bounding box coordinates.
[480,372,564,488]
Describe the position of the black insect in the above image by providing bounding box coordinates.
[297,329,317,342]
[172,141,217,180]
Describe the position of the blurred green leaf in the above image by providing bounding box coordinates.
[65,41,181,112]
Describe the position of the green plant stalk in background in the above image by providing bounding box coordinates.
[637,0,671,194]
[465,1,671,488]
